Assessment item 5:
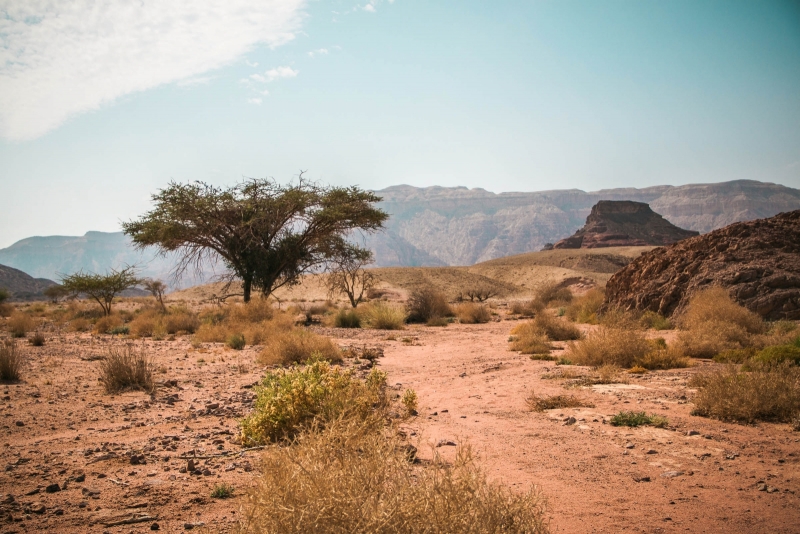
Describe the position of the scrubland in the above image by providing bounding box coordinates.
[0,280,798,533]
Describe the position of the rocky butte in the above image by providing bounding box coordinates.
[604,209,800,320]
[551,200,699,249]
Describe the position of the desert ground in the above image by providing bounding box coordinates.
[1,300,798,533]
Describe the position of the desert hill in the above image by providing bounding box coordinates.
[605,209,800,320]
[170,246,653,303]
[2,179,798,282]
[552,200,699,249]
[0,263,57,300]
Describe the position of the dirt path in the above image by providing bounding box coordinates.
[370,322,800,533]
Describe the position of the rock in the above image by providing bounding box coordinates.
[564,417,577,426]
[686,430,700,436]
[29,503,45,514]
[1,494,14,504]
[24,488,39,496]
[553,201,698,250]
[151,523,160,531]
[15,421,24,427]
[187,459,196,472]
[604,210,800,320]
[632,475,651,482]
[646,449,657,455]
[44,483,61,493]
[435,440,457,447]
[624,443,635,449]
[757,483,768,491]
[73,473,86,482]
[661,471,684,478]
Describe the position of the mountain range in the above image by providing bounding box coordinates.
[1,179,798,285]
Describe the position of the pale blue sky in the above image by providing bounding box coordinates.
[1,0,799,248]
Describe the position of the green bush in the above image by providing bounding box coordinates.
[239,360,387,445]
[361,302,405,330]
[406,288,452,323]
[639,311,672,330]
[610,411,668,428]
[211,483,234,499]
[227,333,246,350]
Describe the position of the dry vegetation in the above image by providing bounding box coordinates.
[525,392,594,412]
[0,339,24,382]
[97,344,155,393]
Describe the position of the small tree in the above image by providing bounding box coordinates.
[325,244,376,308]
[60,267,140,316]
[123,174,387,302]
[43,285,70,303]
[0,288,9,303]
[143,279,168,311]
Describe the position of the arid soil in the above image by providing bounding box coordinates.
[2,320,799,533]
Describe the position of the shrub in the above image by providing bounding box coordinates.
[509,323,552,356]
[93,314,124,335]
[535,283,573,307]
[679,287,765,334]
[211,483,234,499]
[565,327,651,368]
[690,362,800,423]
[0,288,8,303]
[406,288,452,323]
[28,332,46,347]
[98,345,154,393]
[7,312,35,338]
[401,388,418,416]
[0,303,13,318]
[639,311,672,330]
[565,288,604,324]
[752,345,800,366]
[239,361,387,445]
[525,392,594,412]
[238,416,549,534]
[455,303,492,324]
[361,302,406,330]
[258,330,342,366]
[333,309,361,328]
[227,333,246,350]
[426,316,449,327]
[636,345,691,370]
[195,305,293,345]
[509,299,544,317]
[610,411,668,428]
[163,309,200,334]
[70,317,90,332]
[531,314,582,341]
[0,339,24,382]
[713,348,756,364]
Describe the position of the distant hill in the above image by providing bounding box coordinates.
[1,180,798,282]
[0,264,57,300]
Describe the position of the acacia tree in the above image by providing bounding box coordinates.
[143,279,168,311]
[122,175,388,303]
[325,243,376,308]
[60,266,140,316]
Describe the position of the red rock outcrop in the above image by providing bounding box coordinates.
[604,210,800,320]
[552,201,698,249]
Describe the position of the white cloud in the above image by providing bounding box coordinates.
[264,66,299,82]
[247,98,263,105]
[177,76,215,87]
[363,4,376,12]
[308,48,329,58]
[0,0,306,141]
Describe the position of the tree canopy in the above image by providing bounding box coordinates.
[60,266,140,316]
[122,175,388,302]
[325,242,376,308]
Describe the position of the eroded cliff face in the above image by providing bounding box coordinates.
[551,201,699,249]
[604,210,800,320]
[370,180,800,266]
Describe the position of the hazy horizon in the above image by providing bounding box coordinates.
[1,0,799,248]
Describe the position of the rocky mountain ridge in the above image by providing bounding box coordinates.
[0,264,57,300]
[1,179,798,282]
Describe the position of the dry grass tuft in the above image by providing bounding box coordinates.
[509,323,552,356]
[639,311,673,330]
[0,339,25,382]
[565,327,651,368]
[454,302,492,324]
[7,312,35,338]
[98,345,154,393]
[636,345,692,370]
[509,299,544,317]
[525,391,594,412]
[360,301,406,330]
[565,288,605,324]
[531,313,582,341]
[258,329,342,366]
[238,416,549,534]
[689,362,800,424]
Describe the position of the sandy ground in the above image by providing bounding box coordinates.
[2,319,799,533]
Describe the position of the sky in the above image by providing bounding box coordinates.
[0,0,799,248]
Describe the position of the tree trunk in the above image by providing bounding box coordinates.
[243,277,252,303]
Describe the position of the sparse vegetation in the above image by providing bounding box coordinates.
[459,285,498,302]
[534,282,573,308]
[239,360,387,445]
[60,266,141,316]
[610,411,669,428]
[211,483,234,499]
[239,415,549,534]
[325,243,376,308]
[43,284,70,303]
[333,308,361,328]
[7,312,35,338]
[28,332,46,347]
[401,388,418,416]
[360,301,406,330]
[509,299,544,317]
[525,392,594,412]
[226,332,246,350]
[565,326,651,368]
[142,279,168,310]
[509,322,552,356]
[0,339,24,382]
[98,344,154,393]
[639,311,672,330]
[676,287,765,358]
[690,362,800,423]
[530,313,582,341]
[454,302,492,324]
[406,287,452,324]
[565,288,604,324]
[258,330,342,366]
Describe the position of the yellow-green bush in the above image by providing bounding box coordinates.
[360,301,406,330]
[531,313,582,341]
[258,329,342,366]
[565,327,651,368]
[7,312,35,338]
[240,361,387,445]
[454,302,492,324]
[565,288,604,324]
[509,322,552,356]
